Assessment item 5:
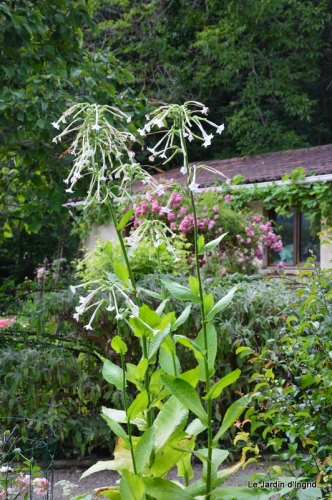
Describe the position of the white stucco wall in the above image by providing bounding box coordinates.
[84,222,117,253]
[320,239,332,269]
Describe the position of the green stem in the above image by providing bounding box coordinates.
[155,243,178,376]
[108,203,141,306]
[180,130,213,498]
[108,202,153,471]
[121,353,137,475]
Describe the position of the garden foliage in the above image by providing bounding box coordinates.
[45,99,328,499]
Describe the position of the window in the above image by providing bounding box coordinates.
[270,210,320,265]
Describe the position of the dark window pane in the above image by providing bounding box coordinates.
[300,214,320,262]
[273,212,294,263]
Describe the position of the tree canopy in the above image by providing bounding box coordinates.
[96,0,332,156]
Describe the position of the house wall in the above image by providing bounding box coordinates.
[84,222,117,252]
[321,239,332,269]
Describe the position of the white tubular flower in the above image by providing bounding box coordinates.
[70,285,77,294]
[202,133,214,148]
[216,124,224,134]
[52,121,60,130]
[144,101,222,164]
[131,305,140,317]
[189,181,200,192]
[180,166,187,174]
[53,103,142,205]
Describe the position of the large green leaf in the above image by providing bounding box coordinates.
[195,323,217,380]
[142,477,196,500]
[206,286,238,321]
[153,396,188,450]
[161,375,208,425]
[161,279,201,303]
[135,358,149,381]
[127,391,149,422]
[172,305,192,330]
[134,426,155,474]
[159,346,180,375]
[174,335,205,360]
[213,396,250,445]
[198,448,229,484]
[113,260,129,283]
[151,436,194,478]
[178,366,201,388]
[198,233,227,255]
[111,335,128,355]
[185,418,207,436]
[119,470,145,500]
[116,208,134,231]
[81,460,117,479]
[101,413,130,447]
[102,360,124,390]
[148,324,171,360]
[102,407,126,423]
[204,369,241,400]
[188,275,200,295]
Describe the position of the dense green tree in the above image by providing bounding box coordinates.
[0,0,141,278]
[96,0,332,157]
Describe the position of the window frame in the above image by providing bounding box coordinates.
[268,209,320,267]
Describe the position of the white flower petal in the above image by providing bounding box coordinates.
[189,181,200,192]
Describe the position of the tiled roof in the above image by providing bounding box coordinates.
[143,144,332,188]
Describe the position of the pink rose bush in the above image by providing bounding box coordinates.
[128,181,283,276]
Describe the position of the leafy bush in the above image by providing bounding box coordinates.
[0,320,114,458]
[241,261,332,495]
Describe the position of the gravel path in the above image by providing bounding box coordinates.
[53,461,281,499]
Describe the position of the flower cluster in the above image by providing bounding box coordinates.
[0,469,50,498]
[53,104,157,206]
[260,221,283,252]
[129,183,283,275]
[0,317,15,328]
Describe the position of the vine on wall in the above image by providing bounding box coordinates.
[221,167,332,230]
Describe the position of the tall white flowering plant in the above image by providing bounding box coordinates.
[54,101,260,500]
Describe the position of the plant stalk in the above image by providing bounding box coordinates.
[180,130,213,498]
